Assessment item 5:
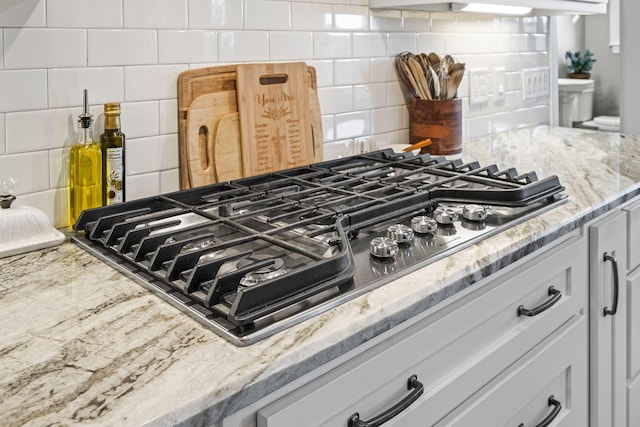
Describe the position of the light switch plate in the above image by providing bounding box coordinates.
[469,68,489,104]
[522,67,549,100]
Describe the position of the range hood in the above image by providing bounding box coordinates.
[369,0,607,15]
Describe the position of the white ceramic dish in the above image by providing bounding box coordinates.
[0,205,65,259]
[386,144,421,155]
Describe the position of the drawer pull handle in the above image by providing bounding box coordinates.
[347,375,423,427]
[603,252,620,316]
[518,395,562,427]
[517,286,561,317]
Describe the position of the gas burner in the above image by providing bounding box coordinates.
[386,224,414,243]
[434,207,459,225]
[411,216,438,234]
[462,205,488,222]
[180,238,216,253]
[238,256,286,286]
[370,237,399,258]
[72,148,567,345]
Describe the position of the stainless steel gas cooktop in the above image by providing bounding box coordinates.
[72,149,567,345]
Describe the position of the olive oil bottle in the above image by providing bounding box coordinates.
[69,89,102,227]
[101,103,125,205]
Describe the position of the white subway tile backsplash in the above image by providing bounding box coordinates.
[0,151,49,194]
[0,0,45,27]
[48,68,124,108]
[219,31,269,62]
[189,0,243,30]
[4,29,86,69]
[49,147,66,190]
[126,172,160,201]
[386,33,417,56]
[307,60,334,87]
[334,59,369,85]
[416,33,446,57]
[445,33,491,54]
[387,81,407,107]
[119,101,159,139]
[124,65,188,102]
[370,9,401,32]
[245,0,291,31]
[6,108,77,154]
[314,32,352,59]
[160,168,180,194]
[468,115,491,139]
[354,83,387,110]
[0,70,47,113]
[159,99,178,134]
[125,134,179,175]
[323,140,352,160]
[333,5,369,31]
[334,111,370,139]
[124,0,188,29]
[159,30,217,64]
[48,0,123,28]
[371,106,403,134]
[321,115,335,142]
[318,86,353,114]
[0,2,552,227]
[370,57,395,83]
[88,30,157,66]
[292,3,332,31]
[431,12,457,33]
[353,33,387,58]
[402,11,430,33]
[270,32,313,60]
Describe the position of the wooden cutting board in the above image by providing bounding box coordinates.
[178,64,322,189]
[236,63,315,176]
[185,91,237,187]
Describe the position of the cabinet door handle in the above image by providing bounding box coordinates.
[517,286,561,317]
[603,252,620,316]
[518,395,562,427]
[347,375,423,427]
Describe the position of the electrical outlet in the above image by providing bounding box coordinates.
[469,68,489,104]
[522,67,549,100]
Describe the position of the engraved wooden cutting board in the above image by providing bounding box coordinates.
[236,63,315,176]
[178,64,322,189]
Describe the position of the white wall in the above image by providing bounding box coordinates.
[0,0,551,228]
[555,11,621,119]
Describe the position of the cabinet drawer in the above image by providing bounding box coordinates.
[257,235,587,427]
[433,315,587,427]
[629,270,640,380]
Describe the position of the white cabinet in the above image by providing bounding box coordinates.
[244,232,588,427]
[589,196,640,427]
[369,0,608,15]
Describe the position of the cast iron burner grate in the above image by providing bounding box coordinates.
[72,149,567,345]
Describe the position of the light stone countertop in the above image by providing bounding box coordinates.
[1,126,639,426]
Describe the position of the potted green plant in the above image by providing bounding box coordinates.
[565,49,596,79]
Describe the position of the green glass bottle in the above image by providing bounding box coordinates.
[101,103,126,205]
[69,90,102,227]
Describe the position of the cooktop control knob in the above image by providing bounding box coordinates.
[462,204,488,222]
[434,207,459,225]
[386,224,414,243]
[410,216,438,234]
[370,237,399,258]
